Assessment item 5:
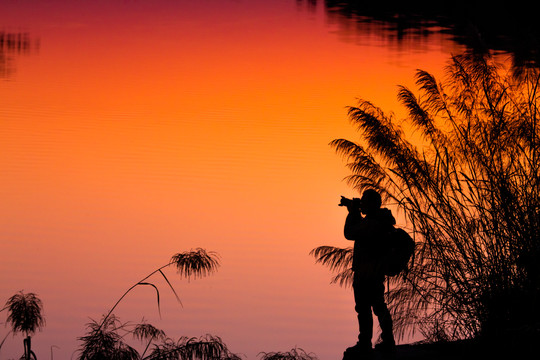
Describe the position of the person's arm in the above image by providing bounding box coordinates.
[344,207,365,240]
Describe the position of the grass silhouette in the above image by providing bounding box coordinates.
[2,249,318,359]
[1,291,45,360]
[259,347,318,360]
[100,247,221,327]
[76,248,237,360]
[313,51,540,355]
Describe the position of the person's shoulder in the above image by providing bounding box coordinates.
[378,208,392,216]
[376,208,396,225]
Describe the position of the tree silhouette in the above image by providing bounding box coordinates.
[2,291,45,360]
[313,52,540,349]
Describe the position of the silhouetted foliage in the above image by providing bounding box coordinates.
[77,249,241,360]
[78,315,139,360]
[146,334,241,360]
[314,51,540,347]
[171,248,221,281]
[258,347,318,360]
[102,248,220,327]
[78,318,241,360]
[1,291,45,360]
[3,292,44,336]
[309,246,354,288]
[134,322,167,343]
[133,321,167,358]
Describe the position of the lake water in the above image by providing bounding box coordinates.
[0,1,465,359]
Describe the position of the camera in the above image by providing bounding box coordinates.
[339,196,362,208]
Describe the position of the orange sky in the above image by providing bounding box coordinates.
[0,1,460,359]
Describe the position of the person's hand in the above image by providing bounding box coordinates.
[339,196,350,207]
[339,196,361,212]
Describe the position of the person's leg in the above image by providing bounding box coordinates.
[371,280,395,349]
[353,277,373,349]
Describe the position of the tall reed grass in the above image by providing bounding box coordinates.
[313,52,540,348]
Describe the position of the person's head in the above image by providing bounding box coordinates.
[360,189,382,214]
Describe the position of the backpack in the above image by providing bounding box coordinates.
[384,227,415,276]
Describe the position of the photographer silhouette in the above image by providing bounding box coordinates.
[341,189,396,357]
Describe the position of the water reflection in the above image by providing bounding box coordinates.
[1,1,523,359]
[299,0,540,69]
[0,31,37,78]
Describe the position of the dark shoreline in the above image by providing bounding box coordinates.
[379,338,531,360]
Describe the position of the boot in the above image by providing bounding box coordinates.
[345,338,372,357]
[374,338,396,353]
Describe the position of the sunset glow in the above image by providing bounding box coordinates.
[1,1,461,359]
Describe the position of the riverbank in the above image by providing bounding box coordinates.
[366,339,527,360]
